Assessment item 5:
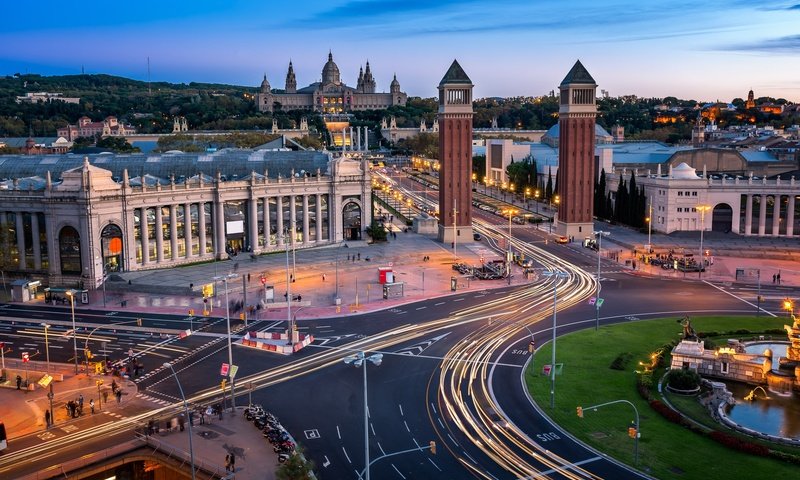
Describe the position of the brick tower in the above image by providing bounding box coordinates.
[437,60,474,246]
[556,60,597,239]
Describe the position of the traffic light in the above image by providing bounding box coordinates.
[239,312,245,320]
[628,426,637,438]
[221,379,227,391]
[136,318,143,327]
[429,441,436,455]
[576,406,583,418]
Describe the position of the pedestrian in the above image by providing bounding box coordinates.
[632,260,637,270]
[357,252,361,260]
[45,409,51,427]
[225,453,231,472]
[199,408,205,425]
[347,254,350,261]
[290,273,294,282]
[773,274,777,283]
[322,273,326,282]
[229,453,236,472]
[352,256,355,263]
[103,390,109,404]
[777,272,781,284]
[90,399,95,414]
[78,394,84,411]
[16,375,21,390]
[178,414,185,431]
[116,389,122,404]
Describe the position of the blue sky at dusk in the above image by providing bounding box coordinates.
[2,0,799,101]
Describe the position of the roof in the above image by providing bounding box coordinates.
[0,137,57,148]
[543,123,612,140]
[740,150,778,162]
[439,60,472,86]
[560,60,596,86]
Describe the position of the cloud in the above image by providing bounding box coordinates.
[723,35,800,53]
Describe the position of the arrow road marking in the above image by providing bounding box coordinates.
[394,332,451,356]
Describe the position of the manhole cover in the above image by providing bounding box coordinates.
[198,430,220,439]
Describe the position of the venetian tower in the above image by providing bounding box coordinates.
[556,60,597,239]
[437,60,474,245]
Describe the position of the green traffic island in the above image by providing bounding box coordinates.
[526,315,800,480]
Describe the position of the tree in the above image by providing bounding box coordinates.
[96,136,141,153]
[293,135,324,150]
[545,168,553,201]
[275,447,315,480]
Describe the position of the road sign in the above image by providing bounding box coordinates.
[596,298,604,308]
[260,274,266,285]
[220,363,229,376]
[22,352,29,363]
[542,364,551,376]
[588,297,596,305]
[202,283,214,298]
[229,364,238,379]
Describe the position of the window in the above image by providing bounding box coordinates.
[678,192,683,196]
[721,361,729,374]
[692,192,698,196]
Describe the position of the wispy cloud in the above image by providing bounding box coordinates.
[723,35,800,53]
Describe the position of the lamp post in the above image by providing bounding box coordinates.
[334,241,348,305]
[164,362,196,480]
[41,323,51,372]
[646,196,653,252]
[534,190,540,215]
[697,205,711,278]
[344,352,383,480]
[592,231,610,331]
[542,270,569,409]
[213,273,238,410]
[503,208,516,281]
[65,290,78,375]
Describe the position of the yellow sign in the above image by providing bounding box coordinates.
[38,374,53,388]
[202,283,215,298]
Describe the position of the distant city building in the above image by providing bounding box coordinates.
[15,92,80,104]
[255,52,407,113]
[745,89,755,109]
[380,116,438,143]
[0,136,72,154]
[57,116,136,141]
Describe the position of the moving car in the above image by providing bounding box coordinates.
[556,236,569,244]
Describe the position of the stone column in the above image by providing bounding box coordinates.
[15,212,26,270]
[215,200,226,258]
[356,128,361,152]
[198,202,207,257]
[302,195,310,245]
[787,195,796,237]
[263,197,271,248]
[289,195,297,247]
[169,204,179,260]
[758,195,767,236]
[31,213,42,270]
[744,194,753,236]
[184,203,193,258]
[772,195,781,236]
[141,209,150,265]
[248,197,258,252]
[155,206,164,263]
[315,194,323,242]
[276,196,284,246]
[349,127,354,151]
[342,129,347,151]
[363,126,368,150]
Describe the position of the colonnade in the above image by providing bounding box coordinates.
[742,193,797,236]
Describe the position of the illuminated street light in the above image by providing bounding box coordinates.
[592,231,610,331]
[542,270,569,409]
[697,205,712,278]
[344,352,383,480]
[164,362,196,480]
[65,290,78,375]
[213,273,238,410]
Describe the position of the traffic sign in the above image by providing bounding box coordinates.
[22,352,29,363]
[588,297,596,305]
[220,363,230,376]
[229,364,239,379]
[596,298,604,308]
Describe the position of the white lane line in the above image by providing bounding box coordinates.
[391,464,406,479]
[378,442,386,456]
[438,418,445,429]
[404,420,410,432]
[415,306,427,310]
[538,456,603,476]
[453,298,465,302]
[430,403,437,414]
[705,280,776,317]
[447,433,459,446]
[399,404,404,416]
[462,451,477,463]
[434,302,445,306]
[336,425,341,439]
[428,458,442,471]
[413,438,420,448]
[371,422,376,436]
[342,446,352,464]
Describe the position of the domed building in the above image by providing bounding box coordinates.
[255,52,407,113]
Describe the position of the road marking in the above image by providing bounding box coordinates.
[378,441,386,456]
[706,281,776,317]
[538,456,602,476]
[438,418,445,429]
[453,298,465,302]
[415,306,427,310]
[322,456,331,468]
[342,446,352,464]
[399,404,404,416]
[37,431,57,441]
[404,420,410,432]
[336,425,341,439]
[434,302,445,306]
[392,464,406,479]
[428,458,442,471]
[447,433,459,446]
[430,402,437,414]
[304,429,320,439]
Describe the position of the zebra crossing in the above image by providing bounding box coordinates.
[135,392,178,405]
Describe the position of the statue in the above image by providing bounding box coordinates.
[680,316,697,340]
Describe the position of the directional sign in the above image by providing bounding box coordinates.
[596,298,604,308]
[588,297,596,305]
[394,333,451,356]
[220,363,230,376]
[22,352,29,363]
[229,364,239,379]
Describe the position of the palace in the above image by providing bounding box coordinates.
[255,52,407,113]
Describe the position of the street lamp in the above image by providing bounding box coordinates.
[646,196,653,252]
[213,273,238,410]
[502,208,517,281]
[164,362,196,480]
[41,323,51,372]
[697,205,711,278]
[542,270,569,409]
[65,290,79,375]
[334,241,349,305]
[534,190,540,215]
[592,231,610,331]
[344,352,383,480]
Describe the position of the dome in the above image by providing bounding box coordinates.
[322,51,341,85]
[672,162,700,180]
[390,74,399,88]
[260,75,271,92]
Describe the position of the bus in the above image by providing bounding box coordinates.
[0,421,7,451]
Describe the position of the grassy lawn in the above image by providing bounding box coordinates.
[526,315,799,479]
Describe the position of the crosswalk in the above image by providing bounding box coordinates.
[136,392,178,405]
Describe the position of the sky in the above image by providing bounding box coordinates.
[2,1,800,102]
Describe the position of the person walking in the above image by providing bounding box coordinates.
[322,273,326,282]
[116,389,122,404]
[229,453,236,472]
[90,399,95,414]
[78,394,84,411]
[225,453,231,473]
[16,375,22,390]
[45,409,51,428]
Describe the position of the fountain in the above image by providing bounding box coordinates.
[743,386,769,402]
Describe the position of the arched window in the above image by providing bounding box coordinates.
[101,224,124,272]
[59,226,81,275]
[342,202,362,241]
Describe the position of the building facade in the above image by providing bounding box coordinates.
[0,151,371,290]
[437,60,474,245]
[556,60,598,238]
[57,116,136,142]
[255,53,407,113]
